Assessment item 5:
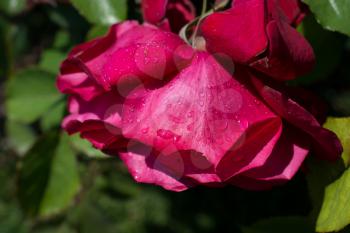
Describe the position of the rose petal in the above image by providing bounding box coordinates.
[98,29,194,90]
[217,117,283,181]
[58,21,188,99]
[267,0,306,26]
[141,0,168,24]
[119,143,195,191]
[57,21,140,100]
[200,0,268,64]
[250,75,342,161]
[166,0,195,32]
[243,126,309,180]
[121,52,278,170]
[250,20,315,80]
[142,0,195,32]
[62,90,124,149]
[233,0,305,26]
[229,126,309,190]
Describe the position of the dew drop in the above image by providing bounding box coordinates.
[173,135,181,143]
[141,128,149,134]
[187,111,194,118]
[157,129,176,140]
[187,123,194,131]
[240,120,249,128]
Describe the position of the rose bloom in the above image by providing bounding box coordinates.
[57,0,342,191]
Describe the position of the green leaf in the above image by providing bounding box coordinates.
[0,202,29,233]
[302,0,350,36]
[18,132,80,217]
[324,117,350,165]
[39,50,66,74]
[5,120,36,155]
[86,25,109,40]
[295,16,346,85]
[40,101,66,131]
[0,0,26,15]
[306,158,345,222]
[242,217,313,233]
[53,31,70,49]
[70,0,127,25]
[35,224,76,233]
[70,134,109,159]
[317,168,350,232]
[6,68,62,124]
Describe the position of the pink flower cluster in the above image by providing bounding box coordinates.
[57,0,342,191]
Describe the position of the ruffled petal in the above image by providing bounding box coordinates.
[141,0,168,25]
[267,0,306,26]
[233,0,306,26]
[121,52,278,171]
[57,21,140,100]
[62,90,124,149]
[242,125,309,181]
[250,75,342,161]
[228,126,309,190]
[217,117,283,181]
[58,21,192,100]
[119,143,195,191]
[100,31,194,89]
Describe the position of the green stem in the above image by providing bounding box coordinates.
[191,0,208,46]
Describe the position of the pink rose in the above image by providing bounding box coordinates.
[57,3,341,191]
[200,0,314,80]
[141,0,196,32]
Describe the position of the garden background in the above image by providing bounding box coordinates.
[1,0,350,232]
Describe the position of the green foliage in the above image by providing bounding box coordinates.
[39,50,67,74]
[5,68,62,124]
[324,117,350,165]
[303,0,350,36]
[317,168,350,232]
[18,133,80,218]
[310,118,350,232]
[306,158,345,222]
[242,217,313,233]
[297,16,346,85]
[40,101,66,131]
[70,0,127,25]
[0,0,26,15]
[6,120,36,155]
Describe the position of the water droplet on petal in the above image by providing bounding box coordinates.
[157,129,178,140]
[240,120,249,129]
[141,128,149,134]
[187,123,194,131]
[173,135,181,143]
[187,111,194,118]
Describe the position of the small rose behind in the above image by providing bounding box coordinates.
[141,0,196,33]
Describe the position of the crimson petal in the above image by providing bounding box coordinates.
[251,20,315,80]
[200,0,268,64]
[63,91,124,150]
[250,75,342,161]
[121,52,279,173]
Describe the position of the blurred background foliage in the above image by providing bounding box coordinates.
[1,0,350,233]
